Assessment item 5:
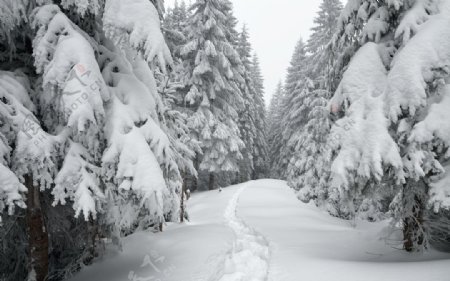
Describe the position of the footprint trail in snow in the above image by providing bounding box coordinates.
[217,186,271,281]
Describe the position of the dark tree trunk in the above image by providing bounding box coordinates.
[192,176,198,192]
[180,171,188,223]
[85,216,98,264]
[25,174,48,281]
[180,192,185,223]
[403,194,425,251]
[402,180,427,252]
[208,173,215,190]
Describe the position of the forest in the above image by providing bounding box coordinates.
[1,0,450,280]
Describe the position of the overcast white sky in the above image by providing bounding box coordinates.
[165,0,324,106]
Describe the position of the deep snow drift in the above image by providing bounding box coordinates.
[69,180,450,281]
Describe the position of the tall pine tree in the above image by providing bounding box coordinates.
[287,0,342,210]
[236,25,257,182]
[0,0,187,279]
[250,53,269,179]
[267,81,286,178]
[270,38,309,179]
[329,0,450,251]
[181,0,245,190]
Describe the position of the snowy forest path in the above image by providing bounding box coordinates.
[213,184,271,281]
[67,180,450,281]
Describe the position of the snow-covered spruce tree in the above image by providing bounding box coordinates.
[286,78,335,209]
[163,1,201,212]
[290,88,334,206]
[385,0,450,251]
[271,38,309,179]
[328,0,411,222]
[330,0,450,250]
[329,42,404,220]
[225,3,254,185]
[163,0,190,59]
[307,0,343,55]
[328,0,403,92]
[286,0,342,206]
[0,0,187,279]
[236,25,257,183]
[267,81,285,178]
[0,72,30,226]
[306,0,343,84]
[0,70,51,281]
[250,53,269,179]
[282,78,314,185]
[181,0,245,190]
[28,6,111,278]
[155,63,201,222]
[102,0,189,232]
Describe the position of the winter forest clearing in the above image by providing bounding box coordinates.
[2,0,450,280]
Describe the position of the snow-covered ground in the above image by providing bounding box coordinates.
[69,180,450,281]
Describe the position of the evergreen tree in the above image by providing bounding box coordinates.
[386,0,450,251]
[162,0,199,220]
[284,38,308,102]
[270,38,309,179]
[164,0,189,59]
[251,55,265,99]
[236,25,257,182]
[0,0,187,279]
[181,0,245,190]
[329,0,450,251]
[328,0,412,228]
[156,69,201,222]
[250,54,269,179]
[307,0,343,82]
[286,0,342,209]
[267,81,285,178]
[287,85,334,207]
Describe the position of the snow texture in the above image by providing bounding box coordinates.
[68,180,450,281]
[387,1,450,121]
[103,0,173,73]
[330,42,403,189]
[214,186,270,281]
[31,4,108,220]
[100,44,178,229]
[0,71,39,221]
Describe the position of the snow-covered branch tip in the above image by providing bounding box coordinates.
[103,0,173,73]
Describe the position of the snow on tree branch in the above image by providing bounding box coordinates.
[103,0,173,73]
[30,4,109,220]
[60,0,103,17]
[99,44,178,228]
[0,0,29,48]
[429,162,450,212]
[0,72,30,221]
[387,1,450,121]
[330,43,403,190]
[395,0,440,44]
